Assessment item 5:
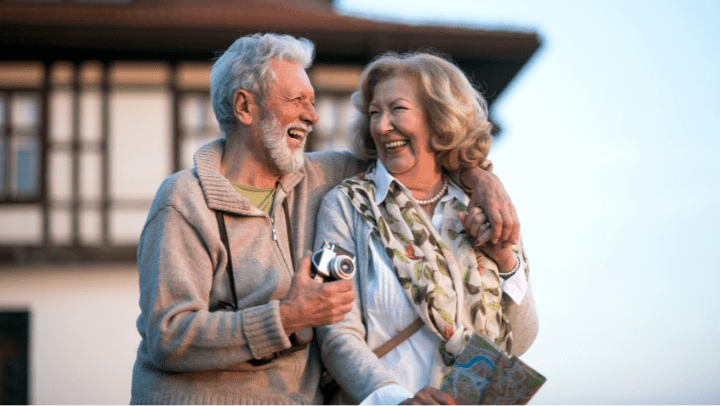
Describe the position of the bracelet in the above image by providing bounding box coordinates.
[498,252,521,279]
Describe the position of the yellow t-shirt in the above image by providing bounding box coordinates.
[231,182,275,214]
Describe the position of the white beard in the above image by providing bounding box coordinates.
[258,110,307,175]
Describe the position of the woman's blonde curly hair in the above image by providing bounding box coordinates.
[350,51,493,171]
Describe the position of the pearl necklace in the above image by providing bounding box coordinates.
[415,176,448,206]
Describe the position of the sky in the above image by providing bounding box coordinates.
[336,0,720,404]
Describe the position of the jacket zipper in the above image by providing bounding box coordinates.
[269,205,277,241]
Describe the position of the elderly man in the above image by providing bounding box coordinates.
[130,33,519,405]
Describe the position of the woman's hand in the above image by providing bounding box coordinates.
[400,386,456,405]
[456,206,492,243]
[457,208,517,274]
[476,238,517,274]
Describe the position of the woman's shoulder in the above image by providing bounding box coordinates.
[320,177,375,225]
[325,171,374,202]
[321,183,353,208]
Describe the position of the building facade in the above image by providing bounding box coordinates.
[0,0,539,402]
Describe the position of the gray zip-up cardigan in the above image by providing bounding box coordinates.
[131,139,364,405]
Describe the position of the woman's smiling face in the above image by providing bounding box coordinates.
[368,75,438,181]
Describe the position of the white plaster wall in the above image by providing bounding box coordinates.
[0,206,43,243]
[110,90,172,201]
[109,90,172,245]
[0,264,140,404]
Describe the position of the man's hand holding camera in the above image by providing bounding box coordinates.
[279,252,355,336]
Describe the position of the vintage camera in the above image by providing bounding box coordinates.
[311,242,356,282]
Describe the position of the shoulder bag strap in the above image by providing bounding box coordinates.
[373,317,424,358]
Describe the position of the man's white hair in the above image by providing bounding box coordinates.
[211,33,315,136]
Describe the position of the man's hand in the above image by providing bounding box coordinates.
[279,253,355,335]
[400,387,456,405]
[460,166,519,246]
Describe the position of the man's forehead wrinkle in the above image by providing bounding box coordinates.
[267,85,295,102]
[271,81,314,101]
[263,59,315,105]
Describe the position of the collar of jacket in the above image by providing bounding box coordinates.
[192,138,306,216]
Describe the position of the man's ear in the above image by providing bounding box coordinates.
[233,90,256,126]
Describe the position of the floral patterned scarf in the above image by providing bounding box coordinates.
[338,163,513,364]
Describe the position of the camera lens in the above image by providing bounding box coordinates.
[329,256,355,280]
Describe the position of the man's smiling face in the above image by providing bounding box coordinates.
[258,59,319,175]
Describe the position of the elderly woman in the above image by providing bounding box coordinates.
[314,52,539,405]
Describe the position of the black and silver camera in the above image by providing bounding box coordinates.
[311,242,356,282]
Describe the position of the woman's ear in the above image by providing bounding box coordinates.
[233,90,256,126]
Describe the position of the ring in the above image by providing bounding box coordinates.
[483,222,491,229]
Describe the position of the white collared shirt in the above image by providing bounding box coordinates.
[360,161,528,405]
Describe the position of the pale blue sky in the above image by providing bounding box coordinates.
[336,0,720,404]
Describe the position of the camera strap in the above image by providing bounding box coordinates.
[282,198,297,272]
[215,211,238,311]
[214,200,309,366]
[214,199,295,311]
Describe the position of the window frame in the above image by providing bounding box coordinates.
[0,86,48,205]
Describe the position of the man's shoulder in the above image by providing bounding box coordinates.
[306,150,356,165]
[159,167,201,195]
[305,150,369,179]
[149,168,205,214]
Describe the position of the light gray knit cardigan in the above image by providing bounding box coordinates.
[130,139,365,405]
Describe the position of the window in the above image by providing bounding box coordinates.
[174,62,221,171]
[0,62,45,204]
[312,93,355,152]
[0,59,363,261]
[307,65,363,152]
[178,92,220,170]
[0,93,42,202]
